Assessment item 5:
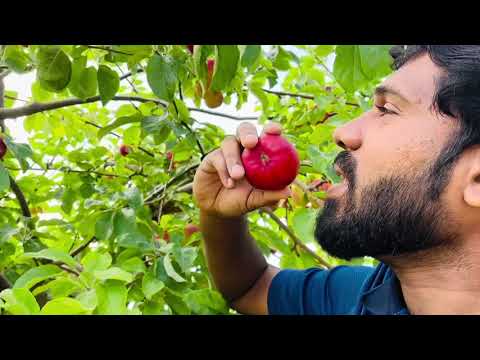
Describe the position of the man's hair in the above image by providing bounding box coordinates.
[390,45,480,199]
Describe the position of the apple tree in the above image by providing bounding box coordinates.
[0,45,393,314]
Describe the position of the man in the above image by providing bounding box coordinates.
[192,45,480,315]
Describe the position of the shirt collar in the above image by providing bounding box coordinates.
[359,263,409,315]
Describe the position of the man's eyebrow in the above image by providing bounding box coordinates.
[374,85,411,104]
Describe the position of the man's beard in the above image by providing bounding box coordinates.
[314,151,458,261]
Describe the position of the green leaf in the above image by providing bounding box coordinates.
[3,138,34,171]
[163,254,186,283]
[33,277,83,298]
[280,252,304,269]
[36,46,72,92]
[95,280,128,315]
[241,45,261,68]
[333,45,392,93]
[118,257,146,275]
[315,45,335,58]
[40,297,89,315]
[0,162,10,193]
[142,115,172,143]
[291,208,318,244]
[142,270,165,300]
[13,264,62,290]
[113,208,136,236]
[117,231,153,252]
[358,45,393,80]
[97,113,143,140]
[0,225,19,243]
[193,45,214,86]
[124,186,143,211]
[184,288,228,315]
[164,292,191,315]
[2,45,31,73]
[146,54,178,101]
[97,64,120,105]
[273,47,292,71]
[172,246,197,274]
[68,56,97,100]
[76,289,98,311]
[95,211,115,240]
[61,187,75,215]
[0,288,40,314]
[94,267,133,283]
[81,252,112,273]
[22,248,79,268]
[143,300,167,315]
[210,45,240,92]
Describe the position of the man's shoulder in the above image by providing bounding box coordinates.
[268,264,378,315]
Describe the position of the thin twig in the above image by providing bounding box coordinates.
[85,45,133,56]
[8,175,31,217]
[262,88,359,107]
[5,165,128,179]
[70,236,97,257]
[115,64,138,94]
[259,207,330,269]
[293,179,324,208]
[144,163,200,203]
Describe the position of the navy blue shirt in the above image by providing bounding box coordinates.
[268,263,410,315]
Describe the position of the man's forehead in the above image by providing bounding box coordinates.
[380,54,442,107]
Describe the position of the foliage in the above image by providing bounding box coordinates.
[0,45,392,314]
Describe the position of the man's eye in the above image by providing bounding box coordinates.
[375,105,397,116]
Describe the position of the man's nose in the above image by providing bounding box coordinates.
[332,120,362,151]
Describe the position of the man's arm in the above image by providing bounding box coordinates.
[200,212,280,314]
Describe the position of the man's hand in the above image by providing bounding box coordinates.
[193,122,291,218]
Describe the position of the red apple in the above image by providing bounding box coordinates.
[163,231,170,242]
[119,144,130,157]
[206,59,215,88]
[184,223,199,238]
[0,138,6,160]
[166,151,174,161]
[241,133,300,191]
[204,89,223,108]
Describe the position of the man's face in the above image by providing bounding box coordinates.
[315,54,462,260]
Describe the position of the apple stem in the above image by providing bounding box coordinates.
[260,153,269,166]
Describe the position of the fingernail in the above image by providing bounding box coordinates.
[227,178,234,188]
[245,134,257,145]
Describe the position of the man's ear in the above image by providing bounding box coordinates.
[463,160,480,208]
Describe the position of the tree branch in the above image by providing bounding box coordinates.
[5,165,128,179]
[0,70,10,81]
[259,207,330,269]
[0,95,258,122]
[262,88,359,107]
[70,236,97,257]
[85,45,132,56]
[8,175,31,218]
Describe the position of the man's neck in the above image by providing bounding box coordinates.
[382,245,480,315]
